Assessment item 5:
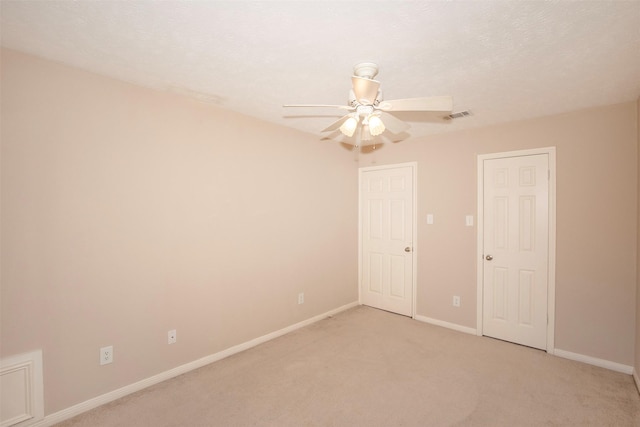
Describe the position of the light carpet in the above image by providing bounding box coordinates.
[57,306,640,426]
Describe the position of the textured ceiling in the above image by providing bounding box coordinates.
[2,1,639,141]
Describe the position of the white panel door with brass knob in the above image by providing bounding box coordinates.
[481,152,553,350]
[360,163,416,317]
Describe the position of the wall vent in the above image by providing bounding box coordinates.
[445,110,472,120]
[0,350,44,427]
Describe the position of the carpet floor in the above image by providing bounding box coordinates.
[57,305,640,426]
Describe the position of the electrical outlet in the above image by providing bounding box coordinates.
[453,296,461,307]
[168,329,177,344]
[298,292,304,305]
[100,345,113,365]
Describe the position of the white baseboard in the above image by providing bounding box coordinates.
[34,301,359,427]
[413,315,477,335]
[412,319,635,378]
[554,348,634,375]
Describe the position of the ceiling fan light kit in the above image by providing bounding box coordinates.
[284,62,453,147]
[367,115,385,136]
[339,114,359,137]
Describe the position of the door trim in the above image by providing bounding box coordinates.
[358,162,418,318]
[476,147,556,353]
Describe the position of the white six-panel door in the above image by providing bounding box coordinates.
[360,164,415,317]
[482,154,550,350]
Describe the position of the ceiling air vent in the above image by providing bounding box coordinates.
[445,110,472,120]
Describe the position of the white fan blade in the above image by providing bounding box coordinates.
[378,96,453,112]
[322,115,350,132]
[283,104,354,110]
[379,112,410,134]
[351,76,380,104]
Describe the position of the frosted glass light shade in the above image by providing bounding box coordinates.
[361,125,372,141]
[339,116,358,137]
[368,115,385,136]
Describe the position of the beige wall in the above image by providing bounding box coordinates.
[360,101,638,366]
[636,95,640,380]
[0,49,359,414]
[3,47,639,417]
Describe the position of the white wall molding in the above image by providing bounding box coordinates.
[0,350,44,427]
[409,317,634,378]
[554,348,633,375]
[414,315,477,336]
[33,301,359,427]
[411,317,635,378]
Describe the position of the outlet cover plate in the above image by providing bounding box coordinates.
[100,345,113,365]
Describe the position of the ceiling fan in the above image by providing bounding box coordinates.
[284,62,453,145]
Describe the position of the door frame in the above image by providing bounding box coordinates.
[476,147,556,353]
[358,162,418,318]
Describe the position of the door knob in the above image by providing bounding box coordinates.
[405,247,412,253]
[485,255,493,261]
